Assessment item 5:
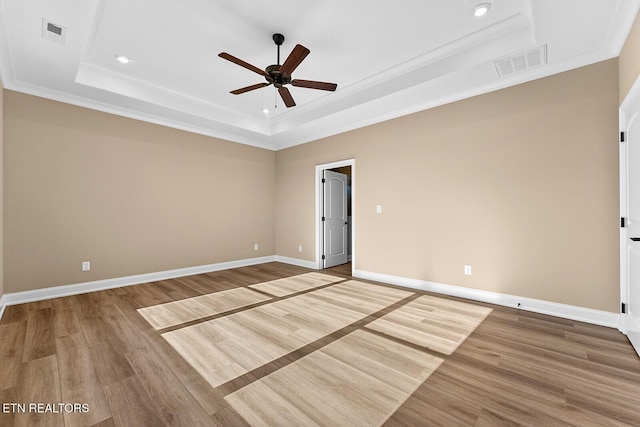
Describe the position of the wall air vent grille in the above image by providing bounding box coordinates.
[494,45,547,78]
[41,19,67,45]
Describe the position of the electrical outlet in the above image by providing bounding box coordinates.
[376,205,382,214]
[254,243,259,251]
[298,245,303,252]
[82,261,91,271]
[464,265,472,275]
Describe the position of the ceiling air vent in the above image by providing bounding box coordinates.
[494,45,547,78]
[41,19,67,45]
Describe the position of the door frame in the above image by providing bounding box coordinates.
[620,106,628,335]
[620,74,640,338]
[315,159,355,274]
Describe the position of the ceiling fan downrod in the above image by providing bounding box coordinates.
[273,33,285,65]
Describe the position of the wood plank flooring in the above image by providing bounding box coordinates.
[226,330,443,426]
[0,261,638,426]
[162,280,412,387]
[366,295,493,355]
[137,287,271,330]
[248,272,345,297]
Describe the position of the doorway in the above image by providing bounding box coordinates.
[316,159,355,275]
[620,81,640,357]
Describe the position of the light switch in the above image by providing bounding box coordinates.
[376,205,382,214]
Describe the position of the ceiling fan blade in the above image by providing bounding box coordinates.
[230,82,271,95]
[278,86,296,108]
[291,79,337,92]
[279,44,310,77]
[219,52,269,77]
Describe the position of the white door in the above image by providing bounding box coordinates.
[623,109,640,356]
[323,170,348,268]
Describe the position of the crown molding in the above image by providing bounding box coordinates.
[5,79,276,150]
[606,0,640,55]
[0,0,635,151]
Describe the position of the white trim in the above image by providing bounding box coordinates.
[0,294,7,321]
[621,74,640,113]
[0,0,633,151]
[315,159,356,276]
[274,255,318,270]
[606,0,640,56]
[5,81,275,151]
[620,106,629,334]
[628,308,640,355]
[0,256,621,329]
[3,47,620,152]
[354,269,620,328]
[0,256,276,313]
[273,48,619,151]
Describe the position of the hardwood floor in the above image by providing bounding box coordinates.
[366,295,492,356]
[0,261,638,426]
[138,287,271,330]
[162,280,412,388]
[226,330,443,426]
[247,272,345,297]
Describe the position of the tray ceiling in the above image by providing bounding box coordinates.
[0,0,637,150]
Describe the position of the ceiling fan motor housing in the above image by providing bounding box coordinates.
[265,64,291,88]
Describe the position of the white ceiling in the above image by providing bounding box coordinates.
[0,0,638,150]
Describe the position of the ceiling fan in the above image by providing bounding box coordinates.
[218,33,338,108]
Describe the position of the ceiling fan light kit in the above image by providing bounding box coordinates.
[218,33,338,108]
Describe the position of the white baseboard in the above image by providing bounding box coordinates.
[0,256,277,313]
[354,269,620,329]
[274,255,318,269]
[0,294,7,321]
[623,311,640,355]
[2,258,619,330]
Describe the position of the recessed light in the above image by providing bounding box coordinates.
[473,3,491,17]
[115,55,130,64]
[262,108,269,114]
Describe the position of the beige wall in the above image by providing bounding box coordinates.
[620,10,640,103]
[4,91,275,293]
[276,59,620,313]
[2,59,621,313]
